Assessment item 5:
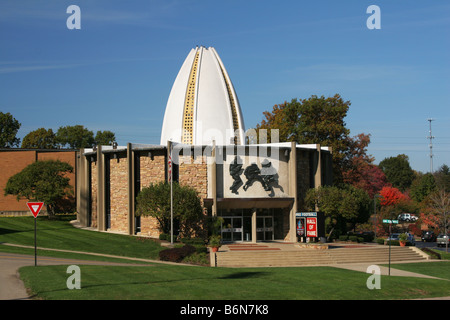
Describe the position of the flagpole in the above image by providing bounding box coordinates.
[168,140,173,245]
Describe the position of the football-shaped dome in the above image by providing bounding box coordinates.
[160,46,245,146]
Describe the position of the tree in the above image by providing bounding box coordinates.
[255,94,352,183]
[21,128,57,149]
[342,133,389,197]
[379,186,408,206]
[305,185,371,239]
[0,111,21,148]
[56,125,95,149]
[4,160,74,218]
[429,190,450,251]
[135,181,205,238]
[410,173,436,203]
[378,154,414,192]
[94,130,116,146]
[434,164,450,193]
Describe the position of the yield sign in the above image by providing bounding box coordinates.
[27,202,44,218]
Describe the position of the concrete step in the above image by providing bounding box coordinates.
[214,246,427,267]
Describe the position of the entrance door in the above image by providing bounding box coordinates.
[221,217,243,242]
[256,216,274,241]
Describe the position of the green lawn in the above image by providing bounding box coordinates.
[19,263,450,300]
[0,215,162,260]
[2,216,450,300]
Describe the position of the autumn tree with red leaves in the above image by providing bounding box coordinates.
[379,186,408,206]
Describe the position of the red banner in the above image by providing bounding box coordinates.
[306,217,317,237]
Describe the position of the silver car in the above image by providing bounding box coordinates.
[437,234,449,247]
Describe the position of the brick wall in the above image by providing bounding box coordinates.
[0,149,77,214]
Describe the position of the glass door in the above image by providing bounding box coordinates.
[221,217,243,242]
[257,216,274,241]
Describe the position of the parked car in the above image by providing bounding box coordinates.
[398,213,418,222]
[437,234,449,247]
[387,233,399,241]
[387,233,415,245]
[421,231,436,242]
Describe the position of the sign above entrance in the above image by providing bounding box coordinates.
[296,212,317,217]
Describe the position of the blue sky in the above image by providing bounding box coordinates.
[1,0,449,173]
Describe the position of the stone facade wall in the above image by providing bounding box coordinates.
[178,155,208,200]
[108,154,128,233]
[90,160,98,228]
[178,155,208,237]
[138,153,166,238]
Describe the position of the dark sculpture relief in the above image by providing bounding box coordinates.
[229,157,283,197]
[229,156,244,194]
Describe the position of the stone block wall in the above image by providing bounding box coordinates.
[90,160,98,228]
[108,154,128,233]
[138,153,166,238]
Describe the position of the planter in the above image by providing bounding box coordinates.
[211,247,219,253]
[399,241,406,247]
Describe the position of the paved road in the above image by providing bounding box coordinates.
[0,252,153,300]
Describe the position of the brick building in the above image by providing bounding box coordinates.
[0,148,78,215]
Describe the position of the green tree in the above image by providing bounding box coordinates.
[434,164,450,193]
[410,173,436,203]
[56,125,94,149]
[135,182,205,238]
[378,154,414,192]
[255,94,352,183]
[0,111,21,148]
[94,130,116,146]
[21,128,57,149]
[305,185,371,239]
[4,160,74,218]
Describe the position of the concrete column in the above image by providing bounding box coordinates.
[97,145,106,231]
[76,149,85,226]
[288,141,298,242]
[252,208,257,243]
[314,144,322,189]
[77,148,91,227]
[211,141,217,217]
[127,143,135,235]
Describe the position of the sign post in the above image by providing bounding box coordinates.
[26,202,44,266]
[382,217,398,276]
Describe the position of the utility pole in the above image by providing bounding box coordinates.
[427,118,435,173]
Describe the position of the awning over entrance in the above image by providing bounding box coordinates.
[203,197,294,210]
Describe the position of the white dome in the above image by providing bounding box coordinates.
[160,46,245,146]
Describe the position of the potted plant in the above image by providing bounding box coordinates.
[209,234,221,252]
[399,233,408,247]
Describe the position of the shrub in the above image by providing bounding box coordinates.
[339,235,348,241]
[349,236,358,242]
[180,237,206,245]
[159,233,169,241]
[421,248,441,260]
[159,245,196,263]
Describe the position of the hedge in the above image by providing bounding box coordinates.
[158,244,196,262]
